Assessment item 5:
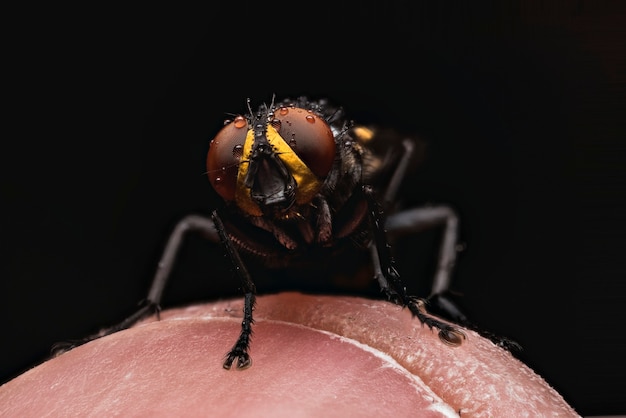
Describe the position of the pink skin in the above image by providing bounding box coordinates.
[0,292,579,417]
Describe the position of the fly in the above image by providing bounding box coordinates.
[53,96,517,369]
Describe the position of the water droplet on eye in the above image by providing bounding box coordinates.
[270,119,281,130]
[233,116,247,128]
[278,107,289,115]
[214,176,223,184]
[305,115,315,123]
[232,144,243,159]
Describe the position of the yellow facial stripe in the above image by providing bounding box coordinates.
[235,124,322,216]
[235,129,261,216]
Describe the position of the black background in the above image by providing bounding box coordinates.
[2,2,625,416]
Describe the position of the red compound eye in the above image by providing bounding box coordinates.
[273,106,336,178]
[206,116,248,201]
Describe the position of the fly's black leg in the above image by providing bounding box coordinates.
[52,214,220,356]
[146,215,219,305]
[211,210,257,370]
[364,185,466,347]
[384,206,522,352]
[379,138,460,299]
[50,300,159,356]
[382,139,416,209]
[385,206,459,299]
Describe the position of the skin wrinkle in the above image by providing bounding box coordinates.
[274,321,458,416]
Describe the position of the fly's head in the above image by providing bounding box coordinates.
[207,99,337,220]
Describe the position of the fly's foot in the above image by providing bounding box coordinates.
[50,300,161,358]
[406,296,466,347]
[50,328,112,357]
[51,340,83,357]
[495,337,522,352]
[438,325,466,347]
[223,350,252,370]
[478,332,522,352]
